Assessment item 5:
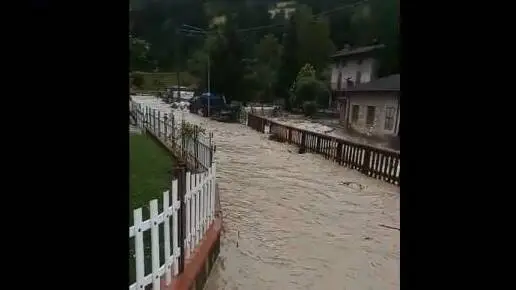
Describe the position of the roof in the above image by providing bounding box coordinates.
[331,44,385,58]
[347,74,400,92]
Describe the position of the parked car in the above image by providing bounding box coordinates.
[210,101,243,122]
[189,93,227,117]
[164,86,193,103]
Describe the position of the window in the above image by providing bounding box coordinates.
[384,106,395,130]
[346,78,354,88]
[337,72,342,90]
[366,106,376,126]
[351,105,359,123]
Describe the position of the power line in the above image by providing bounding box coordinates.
[235,0,368,33]
[179,1,368,36]
[317,0,368,16]
[237,23,285,33]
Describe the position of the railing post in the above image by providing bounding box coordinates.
[153,109,157,132]
[194,126,199,170]
[144,107,148,127]
[138,104,142,126]
[171,115,176,149]
[300,132,306,151]
[176,162,187,274]
[157,111,161,137]
[151,109,154,131]
[163,113,168,142]
[288,128,292,143]
[336,142,343,164]
[183,119,188,159]
[146,107,150,128]
[362,149,371,175]
[209,133,214,168]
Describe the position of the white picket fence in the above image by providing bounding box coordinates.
[130,99,214,170]
[129,163,217,290]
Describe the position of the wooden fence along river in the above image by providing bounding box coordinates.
[247,113,400,186]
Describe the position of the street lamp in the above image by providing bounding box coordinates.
[178,24,212,117]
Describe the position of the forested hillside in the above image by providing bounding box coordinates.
[130,0,399,104]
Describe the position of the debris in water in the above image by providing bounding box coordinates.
[340,181,366,191]
[379,224,400,231]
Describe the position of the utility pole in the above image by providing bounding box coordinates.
[178,24,212,116]
[176,33,181,101]
[207,55,211,116]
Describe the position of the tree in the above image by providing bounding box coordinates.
[130,0,207,70]
[255,34,282,67]
[335,0,399,75]
[369,0,399,76]
[187,49,210,91]
[190,15,247,102]
[276,13,300,105]
[289,63,327,110]
[294,6,335,73]
[247,34,283,102]
[129,34,151,71]
[276,4,335,107]
[131,72,144,89]
[130,0,399,103]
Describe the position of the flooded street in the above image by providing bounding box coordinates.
[132,96,400,290]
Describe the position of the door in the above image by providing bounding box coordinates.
[339,98,347,123]
[366,106,376,126]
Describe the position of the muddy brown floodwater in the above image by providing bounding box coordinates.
[132,96,400,290]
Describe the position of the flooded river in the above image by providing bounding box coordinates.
[132,96,400,290]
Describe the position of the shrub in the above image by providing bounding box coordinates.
[302,101,318,117]
[180,122,205,140]
[292,76,326,109]
[132,72,144,89]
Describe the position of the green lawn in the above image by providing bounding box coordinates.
[130,133,177,213]
[129,133,177,285]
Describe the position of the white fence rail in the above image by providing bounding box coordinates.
[183,164,217,257]
[129,163,217,290]
[130,100,214,170]
[129,98,218,289]
[129,184,180,290]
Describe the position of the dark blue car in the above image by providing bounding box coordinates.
[189,93,227,117]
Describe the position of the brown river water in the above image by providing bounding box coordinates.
[132,96,400,290]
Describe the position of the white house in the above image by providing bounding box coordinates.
[268,1,297,19]
[337,74,400,142]
[330,44,385,92]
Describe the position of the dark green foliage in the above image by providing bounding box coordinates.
[302,101,318,117]
[130,0,399,103]
[131,72,144,88]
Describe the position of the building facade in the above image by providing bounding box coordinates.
[338,74,400,140]
[329,44,384,108]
